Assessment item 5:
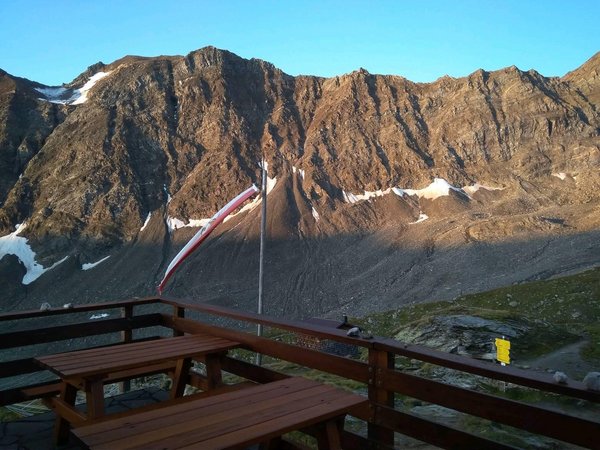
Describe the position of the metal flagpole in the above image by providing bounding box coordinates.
[256,158,267,366]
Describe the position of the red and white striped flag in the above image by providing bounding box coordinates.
[158,185,259,294]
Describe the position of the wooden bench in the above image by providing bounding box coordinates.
[73,377,368,450]
[34,333,240,443]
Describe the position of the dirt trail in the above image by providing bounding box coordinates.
[524,340,597,379]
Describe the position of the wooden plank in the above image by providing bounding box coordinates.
[376,404,517,450]
[120,305,133,393]
[367,349,394,447]
[174,394,366,450]
[58,344,232,378]
[80,382,256,427]
[0,314,163,349]
[37,333,223,364]
[163,315,370,383]
[380,368,600,448]
[54,382,77,444]
[170,357,192,399]
[127,387,352,450]
[0,336,164,379]
[160,299,373,348]
[49,397,87,427]
[85,381,105,419]
[106,361,176,384]
[0,357,39,378]
[97,386,362,450]
[36,334,239,378]
[204,353,223,389]
[374,338,600,403]
[0,381,63,407]
[0,297,160,322]
[173,305,185,337]
[37,342,207,374]
[220,355,289,383]
[78,377,319,436]
[40,338,225,374]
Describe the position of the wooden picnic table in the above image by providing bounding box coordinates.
[34,333,240,443]
[73,376,368,450]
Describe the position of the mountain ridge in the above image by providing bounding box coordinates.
[0,47,599,317]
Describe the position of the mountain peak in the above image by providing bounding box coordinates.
[563,51,600,81]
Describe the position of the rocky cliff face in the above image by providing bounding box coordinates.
[0,48,599,317]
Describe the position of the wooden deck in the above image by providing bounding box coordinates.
[2,297,600,449]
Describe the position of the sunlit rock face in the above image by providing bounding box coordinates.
[0,49,599,317]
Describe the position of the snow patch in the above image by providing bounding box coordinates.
[552,172,567,180]
[343,189,390,203]
[47,256,69,270]
[312,207,320,222]
[82,255,111,270]
[462,183,504,195]
[410,213,429,224]
[0,223,67,284]
[35,71,112,105]
[167,217,186,232]
[403,178,463,200]
[140,213,152,232]
[71,72,112,105]
[164,185,172,203]
[292,166,305,180]
[391,187,407,197]
[167,217,211,232]
[90,313,109,320]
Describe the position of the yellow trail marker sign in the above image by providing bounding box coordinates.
[495,337,511,364]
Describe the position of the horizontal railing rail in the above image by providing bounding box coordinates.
[0,296,598,449]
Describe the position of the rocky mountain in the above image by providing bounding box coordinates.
[0,47,599,318]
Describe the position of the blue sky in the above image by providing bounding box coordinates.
[1,0,598,86]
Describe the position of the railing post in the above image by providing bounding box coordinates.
[173,305,185,337]
[120,304,133,393]
[368,347,395,449]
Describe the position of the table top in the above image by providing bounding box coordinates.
[35,333,240,379]
[73,377,369,449]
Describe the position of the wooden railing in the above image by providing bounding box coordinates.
[1,297,599,449]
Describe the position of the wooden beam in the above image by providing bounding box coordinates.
[159,298,373,348]
[0,297,160,322]
[373,338,600,403]
[0,314,163,349]
[376,405,517,450]
[0,381,63,407]
[162,315,370,383]
[367,349,394,448]
[120,305,133,393]
[380,368,600,448]
[221,356,289,384]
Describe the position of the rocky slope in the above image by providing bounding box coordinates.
[0,47,599,317]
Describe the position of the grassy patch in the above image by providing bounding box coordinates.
[354,267,600,364]
[0,406,21,421]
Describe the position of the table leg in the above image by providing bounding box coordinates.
[53,382,77,445]
[316,417,344,450]
[171,357,192,399]
[205,353,224,389]
[85,380,105,419]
